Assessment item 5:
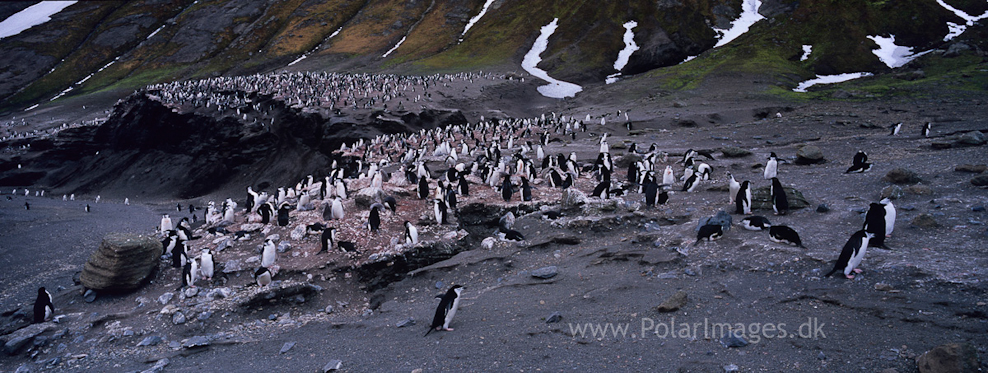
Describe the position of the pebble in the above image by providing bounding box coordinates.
[83,289,97,303]
[720,333,749,348]
[138,335,163,347]
[14,364,30,373]
[280,341,296,354]
[816,204,830,213]
[197,311,212,321]
[323,359,343,372]
[158,292,173,305]
[396,318,416,328]
[182,336,211,348]
[168,341,181,349]
[184,287,198,298]
[172,312,186,325]
[277,241,291,253]
[324,305,334,314]
[723,364,739,372]
[268,314,279,320]
[545,312,563,323]
[973,205,986,212]
[531,266,559,279]
[817,351,827,360]
[435,281,444,289]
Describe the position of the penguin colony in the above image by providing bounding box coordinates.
[14,73,931,333]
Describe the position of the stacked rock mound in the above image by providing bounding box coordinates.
[80,233,162,292]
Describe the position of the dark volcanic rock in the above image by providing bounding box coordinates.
[911,214,941,228]
[954,164,987,173]
[80,233,162,292]
[3,322,53,355]
[884,168,921,185]
[656,291,688,312]
[720,147,752,158]
[916,343,979,373]
[751,186,808,210]
[795,145,825,165]
[955,131,986,146]
[531,266,558,279]
[971,175,988,187]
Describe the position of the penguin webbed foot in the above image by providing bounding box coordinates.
[845,274,855,279]
[853,268,863,274]
[444,327,454,331]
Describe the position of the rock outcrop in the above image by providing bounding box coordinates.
[80,233,162,292]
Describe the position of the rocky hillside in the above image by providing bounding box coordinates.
[0,0,985,112]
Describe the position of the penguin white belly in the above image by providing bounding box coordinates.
[444,297,462,329]
[845,244,868,276]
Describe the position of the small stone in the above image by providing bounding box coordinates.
[280,341,296,354]
[881,185,905,200]
[817,351,826,360]
[245,256,260,264]
[435,281,444,289]
[723,364,739,372]
[158,292,173,305]
[954,164,987,173]
[916,343,979,373]
[531,266,558,279]
[676,119,698,127]
[14,364,30,373]
[268,314,279,320]
[816,204,830,213]
[396,318,416,328]
[322,359,342,372]
[222,259,243,273]
[172,312,186,325]
[215,238,231,252]
[720,147,752,158]
[184,287,198,298]
[720,333,749,348]
[83,289,97,303]
[884,168,921,184]
[277,241,291,253]
[874,283,894,291]
[146,358,169,373]
[931,142,953,149]
[911,214,941,228]
[973,205,986,212]
[795,145,825,165]
[545,312,563,323]
[361,309,373,317]
[684,268,697,276]
[906,184,932,196]
[138,335,163,347]
[182,336,211,348]
[123,329,135,337]
[971,175,988,187]
[324,305,334,314]
[168,341,181,349]
[656,290,688,312]
[290,225,306,241]
[197,311,212,321]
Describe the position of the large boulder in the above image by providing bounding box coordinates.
[916,343,979,373]
[795,145,825,165]
[752,186,809,210]
[80,233,162,292]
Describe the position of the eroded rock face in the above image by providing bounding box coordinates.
[80,233,162,292]
[916,343,979,373]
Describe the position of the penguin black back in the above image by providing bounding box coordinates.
[770,177,789,215]
[862,202,887,248]
[33,287,53,323]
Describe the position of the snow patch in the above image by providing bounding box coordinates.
[382,36,406,58]
[146,25,165,40]
[606,21,640,84]
[793,72,873,92]
[713,0,764,48]
[800,45,812,61]
[521,18,583,99]
[461,0,496,38]
[936,0,988,41]
[0,1,77,40]
[867,35,931,69]
[290,27,342,66]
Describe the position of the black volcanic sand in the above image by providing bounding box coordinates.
[2,86,988,372]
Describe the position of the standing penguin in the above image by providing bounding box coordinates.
[404,221,419,245]
[329,197,345,220]
[425,285,465,336]
[188,258,199,288]
[434,199,449,225]
[825,230,874,279]
[319,228,334,253]
[179,262,192,290]
[921,122,931,137]
[261,238,277,267]
[880,198,896,238]
[889,122,902,136]
[770,177,789,215]
[768,225,804,247]
[172,241,188,268]
[258,203,273,224]
[764,152,778,179]
[501,176,513,202]
[254,267,272,287]
[277,203,290,227]
[862,202,887,249]
[33,287,54,323]
[662,166,675,186]
[735,181,752,215]
[418,176,430,199]
[644,181,659,209]
[728,173,741,205]
[368,203,383,232]
[200,249,214,282]
[521,177,532,201]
